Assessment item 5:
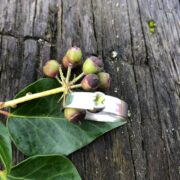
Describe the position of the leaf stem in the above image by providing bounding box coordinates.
[70,72,85,85]
[0,87,65,109]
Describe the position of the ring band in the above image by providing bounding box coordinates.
[64,92,128,122]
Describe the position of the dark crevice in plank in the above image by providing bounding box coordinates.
[136,0,149,66]
[136,0,172,179]
[18,39,38,90]
[0,32,51,44]
[32,0,38,36]
[14,0,18,35]
[132,56,149,179]
[0,35,2,81]
[17,38,24,82]
[149,14,171,180]
[60,0,63,45]
[33,40,41,80]
[90,0,98,55]
[49,5,59,59]
[126,2,143,180]
[148,65,171,180]
[126,123,138,180]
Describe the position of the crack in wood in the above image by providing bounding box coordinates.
[32,0,38,36]
[0,32,51,44]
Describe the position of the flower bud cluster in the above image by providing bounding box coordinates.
[42,47,111,122]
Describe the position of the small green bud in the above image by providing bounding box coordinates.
[66,47,82,64]
[97,72,110,90]
[43,60,60,78]
[81,74,99,91]
[82,56,104,74]
[64,108,86,122]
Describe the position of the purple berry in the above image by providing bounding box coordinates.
[81,74,100,91]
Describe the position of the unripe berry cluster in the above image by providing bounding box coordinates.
[43,47,111,122]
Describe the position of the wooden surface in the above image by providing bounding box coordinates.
[0,0,180,179]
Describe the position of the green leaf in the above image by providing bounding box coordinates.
[8,78,126,156]
[0,123,12,174]
[8,155,81,180]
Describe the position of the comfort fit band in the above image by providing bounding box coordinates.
[64,92,128,122]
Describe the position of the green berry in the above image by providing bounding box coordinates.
[43,60,60,78]
[81,74,99,91]
[64,108,86,122]
[62,56,75,69]
[82,56,104,74]
[97,72,110,90]
[62,56,69,68]
[66,47,82,64]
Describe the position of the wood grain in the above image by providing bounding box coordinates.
[0,0,179,179]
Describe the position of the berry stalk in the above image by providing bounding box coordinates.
[71,84,82,89]
[59,65,65,83]
[70,72,85,85]
[66,66,72,83]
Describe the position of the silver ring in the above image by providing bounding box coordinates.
[64,92,128,122]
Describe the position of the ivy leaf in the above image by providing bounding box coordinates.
[8,78,126,156]
[0,123,12,175]
[8,155,81,180]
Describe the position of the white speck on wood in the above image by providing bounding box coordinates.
[112,51,118,58]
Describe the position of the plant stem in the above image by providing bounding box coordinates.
[66,66,72,83]
[70,72,85,85]
[55,76,63,85]
[0,87,65,109]
[71,84,82,89]
[59,65,65,82]
[0,71,84,110]
[58,93,65,103]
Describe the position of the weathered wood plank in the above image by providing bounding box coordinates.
[0,0,179,179]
